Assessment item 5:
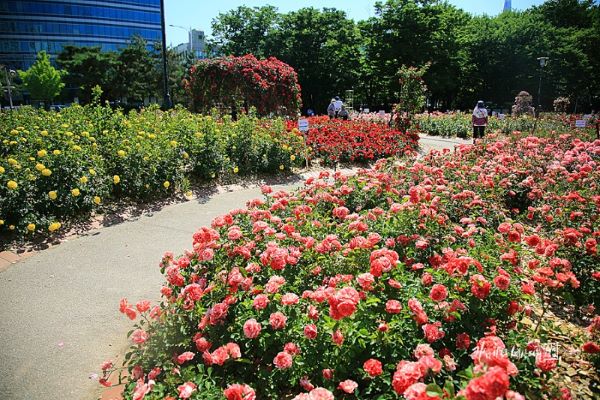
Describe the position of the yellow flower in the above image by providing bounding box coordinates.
[72,145,81,151]
[35,163,45,172]
[290,154,296,161]
[27,223,36,232]
[93,196,101,205]
[79,176,88,184]
[279,164,285,171]
[48,222,61,232]
[113,175,120,184]
[117,150,126,157]
[148,134,156,139]
[10,129,18,135]
[182,151,189,159]
[0,219,4,225]
[89,168,96,175]
[40,130,48,136]
[82,131,89,137]
[71,188,80,197]
[169,140,178,147]
[65,131,73,137]
[37,149,47,157]
[53,149,61,155]
[61,123,69,129]
[48,191,57,200]
[7,158,18,166]
[0,166,5,174]
[9,224,15,230]
[233,166,239,174]
[163,181,170,188]
[7,180,18,190]
[42,168,52,176]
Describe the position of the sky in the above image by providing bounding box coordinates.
[165,0,547,47]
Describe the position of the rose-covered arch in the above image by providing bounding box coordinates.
[185,54,302,117]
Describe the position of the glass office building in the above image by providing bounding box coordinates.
[0,0,163,70]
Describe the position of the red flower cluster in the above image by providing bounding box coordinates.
[287,116,419,162]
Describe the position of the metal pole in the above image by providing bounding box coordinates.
[537,64,543,117]
[160,0,172,109]
[5,70,14,110]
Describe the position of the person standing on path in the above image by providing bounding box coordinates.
[472,100,488,142]
[327,99,336,119]
[334,96,343,118]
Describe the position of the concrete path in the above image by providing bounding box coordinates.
[0,136,463,400]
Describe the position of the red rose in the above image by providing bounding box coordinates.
[363,358,383,377]
[429,284,448,302]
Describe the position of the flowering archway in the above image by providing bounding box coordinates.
[185,55,302,117]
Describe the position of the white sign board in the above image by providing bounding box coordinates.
[378,110,385,116]
[575,120,586,128]
[298,118,309,132]
[498,114,506,120]
[363,108,370,113]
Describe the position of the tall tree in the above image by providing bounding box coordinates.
[116,36,160,104]
[210,6,280,58]
[18,51,65,106]
[57,45,120,103]
[267,7,363,113]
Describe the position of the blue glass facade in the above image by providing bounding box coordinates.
[0,0,162,70]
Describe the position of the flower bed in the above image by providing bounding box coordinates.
[415,112,598,140]
[0,105,305,238]
[104,133,599,399]
[287,116,419,163]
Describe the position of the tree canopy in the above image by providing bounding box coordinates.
[18,51,65,104]
[209,0,600,112]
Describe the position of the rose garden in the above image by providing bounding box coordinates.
[2,53,599,400]
[2,4,600,398]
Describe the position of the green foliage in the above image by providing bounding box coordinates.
[0,105,305,238]
[56,45,120,103]
[18,51,66,104]
[394,64,429,131]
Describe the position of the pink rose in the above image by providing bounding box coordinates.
[273,351,293,369]
[243,319,262,339]
[304,324,318,339]
[131,329,149,345]
[385,299,402,314]
[338,380,358,393]
[281,293,300,305]
[269,312,287,330]
[224,383,256,400]
[253,294,269,310]
[177,382,197,399]
[176,351,195,365]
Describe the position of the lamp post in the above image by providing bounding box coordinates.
[169,24,192,53]
[536,57,549,116]
[160,0,172,109]
[1,66,16,110]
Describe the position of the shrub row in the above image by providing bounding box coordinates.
[0,105,305,238]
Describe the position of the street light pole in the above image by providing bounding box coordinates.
[1,66,16,110]
[169,24,191,53]
[536,57,549,117]
[160,0,172,109]
[531,56,548,135]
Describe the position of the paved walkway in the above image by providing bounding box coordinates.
[0,136,465,400]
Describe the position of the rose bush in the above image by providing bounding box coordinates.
[0,104,305,238]
[415,112,598,140]
[287,116,419,164]
[104,132,599,399]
